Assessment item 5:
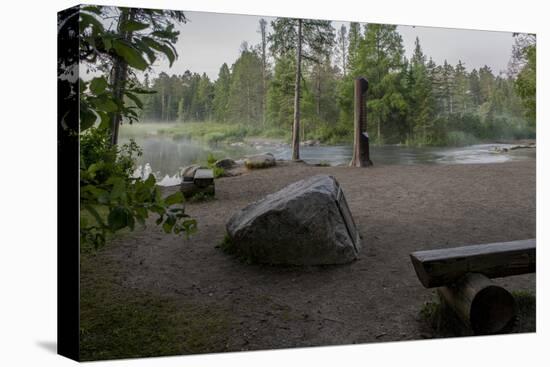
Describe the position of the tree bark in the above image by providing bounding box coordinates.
[292,19,302,161]
[110,56,128,145]
[110,8,135,146]
[260,19,267,128]
[350,77,372,167]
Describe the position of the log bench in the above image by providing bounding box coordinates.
[410,239,536,334]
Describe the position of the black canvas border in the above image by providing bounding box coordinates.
[57,4,81,362]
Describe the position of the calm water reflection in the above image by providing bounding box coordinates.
[120,135,535,179]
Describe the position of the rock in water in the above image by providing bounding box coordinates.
[214,158,236,169]
[244,153,276,169]
[225,175,361,265]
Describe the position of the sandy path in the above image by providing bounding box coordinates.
[90,160,536,352]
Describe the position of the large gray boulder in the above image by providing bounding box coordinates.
[225,175,361,265]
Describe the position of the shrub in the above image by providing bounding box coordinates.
[80,127,197,250]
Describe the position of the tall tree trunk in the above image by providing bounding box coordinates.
[161,86,165,121]
[110,57,128,145]
[292,19,302,161]
[260,19,267,128]
[167,94,172,121]
[316,65,321,117]
[110,8,135,146]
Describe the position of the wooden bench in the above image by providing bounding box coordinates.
[410,239,536,334]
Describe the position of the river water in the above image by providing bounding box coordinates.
[121,135,535,186]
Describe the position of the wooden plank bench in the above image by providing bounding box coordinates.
[410,239,536,288]
[409,239,536,334]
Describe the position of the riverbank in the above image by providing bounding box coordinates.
[80,160,536,360]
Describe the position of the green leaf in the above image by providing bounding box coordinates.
[162,215,176,233]
[81,5,102,14]
[112,39,149,71]
[142,37,175,66]
[80,105,97,131]
[108,177,126,201]
[124,92,144,109]
[133,39,157,64]
[144,174,156,188]
[84,204,107,228]
[90,77,108,94]
[121,20,150,32]
[79,12,104,34]
[90,95,118,113]
[97,111,111,130]
[164,191,183,206]
[108,207,129,231]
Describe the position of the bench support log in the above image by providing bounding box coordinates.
[438,273,516,335]
[410,239,535,288]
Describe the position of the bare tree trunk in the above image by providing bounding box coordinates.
[292,19,302,161]
[110,8,135,146]
[167,94,172,121]
[260,19,267,128]
[160,86,165,121]
[316,65,321,117]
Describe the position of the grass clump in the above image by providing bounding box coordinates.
[218,233,235,253]
[206,152,226,178]
[216,233,256,264]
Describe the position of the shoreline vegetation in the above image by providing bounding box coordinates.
[120,121,535,148]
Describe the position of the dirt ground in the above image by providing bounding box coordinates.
[82,160,536,356]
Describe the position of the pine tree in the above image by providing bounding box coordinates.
[267,54,296,129]
[269,18,335,159]
[469,68,482,107]
[336,25,348,76]
[213,63,231,122]
[407,37,434,144]
[355,23,407,143]
[479,65,495,104]
[228,45,264,124]
[453,60,470,115]
[195,73,214,120]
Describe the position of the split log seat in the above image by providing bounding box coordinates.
[410,239,536,334]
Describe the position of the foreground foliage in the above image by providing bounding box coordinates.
[64,5,196,249]
[80,127,196,249]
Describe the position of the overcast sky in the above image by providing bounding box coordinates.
[150,10,519,80]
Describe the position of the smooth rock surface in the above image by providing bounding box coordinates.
[226,175,361,265]
[244,153,276,169]
[214,158,237,169]
[180,164,204,180]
